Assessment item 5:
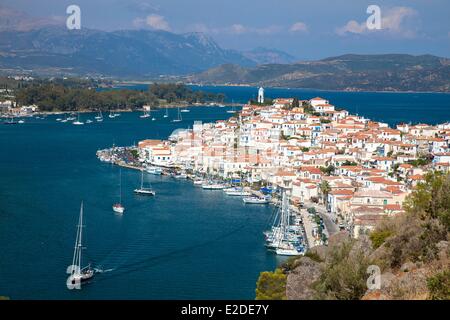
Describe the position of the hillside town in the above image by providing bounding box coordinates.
[132,89,450,244]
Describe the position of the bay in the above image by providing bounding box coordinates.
[1,86,450,299]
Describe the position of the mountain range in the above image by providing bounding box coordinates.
[189,54,450,92]
[0,26,261,77]
[0,24,448,92]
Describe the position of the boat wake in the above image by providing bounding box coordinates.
[90,215,251,284]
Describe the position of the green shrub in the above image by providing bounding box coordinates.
[427,269,450,300]
[312,240,371,300]
[304,251,324,263]
[369,230,393,249]
[255,269,287,300]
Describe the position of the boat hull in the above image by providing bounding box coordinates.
[134,189,155,196]
[113,205,125,214]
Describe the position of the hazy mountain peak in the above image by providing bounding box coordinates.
[242,47,297,65]
[0,6,63,32]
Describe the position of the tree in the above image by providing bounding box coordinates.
[320,165,335,176]
[404,171,450,230]
[319,180,331,206]
[342,160,358,166]
[291,97,300,109]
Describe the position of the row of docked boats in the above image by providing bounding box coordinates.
[264,189,307,256]
[190,177,272,204]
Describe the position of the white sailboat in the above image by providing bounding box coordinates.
[134,170,155,196]
[227,105,236,114]
[163,107,169,118]
[172,107,182,122]
[113,169,125,214]
[264,190,305,256]
[3,117,18,125]
[140,110,150,118]
[73,113,84,125]
[66,202,95,289]
[95,111,103,122]
[180,107,190,113]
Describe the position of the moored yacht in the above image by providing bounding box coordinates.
[146,166,162,175]
[134,170,155,196]
[224,187,252,196]
[243,195,271,204]
[73,113,84,125]
[113,169,125,214]
[202,182,226,190]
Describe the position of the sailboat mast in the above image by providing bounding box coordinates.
[71,203,82,274]
[78,201,83,271]
[119,169,122,204]
[141,170,144,189]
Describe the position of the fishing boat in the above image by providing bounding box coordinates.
[193,179,204,185]
[146,166,162,175]
[86,119,93,124]
[134,170,155,196]
[152,117,156,121]
[73,113,84,125]
[18,119,25,124]
[243,195,271,204]
[66,202,95,288]
[112,169,125,214]
[172,107,182,122]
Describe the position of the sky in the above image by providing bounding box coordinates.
[1,0,449,59]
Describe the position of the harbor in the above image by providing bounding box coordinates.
[96,145,326,255]
[1,88,450,299]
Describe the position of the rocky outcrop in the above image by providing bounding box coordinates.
[286,257,323,300]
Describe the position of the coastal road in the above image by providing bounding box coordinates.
[304,201,339,236]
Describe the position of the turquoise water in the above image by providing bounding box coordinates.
[1,88,450,299]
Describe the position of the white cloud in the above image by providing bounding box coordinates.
[230,24,247,34]
[289,22,308,33]
[133,14,171,31]
[336,6,417,38]
[336,20,366,35]
[227,24,282,35]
